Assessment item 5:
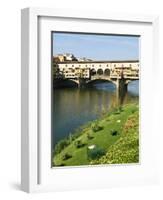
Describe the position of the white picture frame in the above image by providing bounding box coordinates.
[21,7,159,193]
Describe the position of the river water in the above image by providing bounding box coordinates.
[52,80,139,146]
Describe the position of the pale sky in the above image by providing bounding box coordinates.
[52,32,139,61]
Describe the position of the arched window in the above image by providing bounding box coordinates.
[104,69,110,76]
[97,69,103,75]
[90,69,96,76]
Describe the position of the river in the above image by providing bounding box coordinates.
[52,80,139,146]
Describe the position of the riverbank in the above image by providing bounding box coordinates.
[52,103,139,167]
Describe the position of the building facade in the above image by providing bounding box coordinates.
[53,60,139,79]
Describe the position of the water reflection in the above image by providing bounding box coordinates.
[52,80,139,145]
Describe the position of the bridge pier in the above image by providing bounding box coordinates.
[78,78,86,88]
[114,79,128,105]
[115,78,127,94]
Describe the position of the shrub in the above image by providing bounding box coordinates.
[110,130,118,136]
[62,153,72,161]
[113,106,123,114]
[131,109,136,114]
[91,121,103,132]
[87,132,94,140]
[74,140,85,148]
[87,146,106,160]
[54,139,70,154]
[59,163,65,166]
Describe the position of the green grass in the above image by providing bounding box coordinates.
[91,110,139,164]
[52,103,139,167]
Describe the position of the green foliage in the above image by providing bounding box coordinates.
[112,106,123,115]
[54,130,83,154]
[74,140,86,148]
[53,104,139,167]
[91,121,103,132]
[70,127,85,140]
[110,130,119,136]
[91,112,139,165]
[54,139,70,154]
[62,153,72,161]
[87,132,94,140]
[87,146,106,160]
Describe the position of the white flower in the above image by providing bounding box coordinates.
[88,145,96,150]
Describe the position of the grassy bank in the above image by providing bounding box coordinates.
[52,103,139,167]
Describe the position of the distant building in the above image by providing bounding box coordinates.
[63,53,77,61]
[54,53,78,62]
[53,56,61,63]
[57,54,65,62]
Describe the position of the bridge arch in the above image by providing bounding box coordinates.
[90,68,96,76]
[97,69,103,75]
[86,78,116,88]
[104,69,110,76]
[68,79,79,85]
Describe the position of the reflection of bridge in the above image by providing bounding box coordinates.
[53,60,139,93]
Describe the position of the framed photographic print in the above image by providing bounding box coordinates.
[21,8,159,193]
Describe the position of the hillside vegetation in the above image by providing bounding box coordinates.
[52,103,139,167]
[91,111,139,164]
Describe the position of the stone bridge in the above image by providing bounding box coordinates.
[68,74,138,93]
[53,60,139,93]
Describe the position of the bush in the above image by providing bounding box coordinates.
[54,139,70,154]
[131,109,136,114]
[113,106,123,114]
[87,133,94,140]
[87,146,106,160]
[74,140,85,148]
[62,153,72,161]
[55,163,65,167]
[110,130,119,136]
[91,121,103,132]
